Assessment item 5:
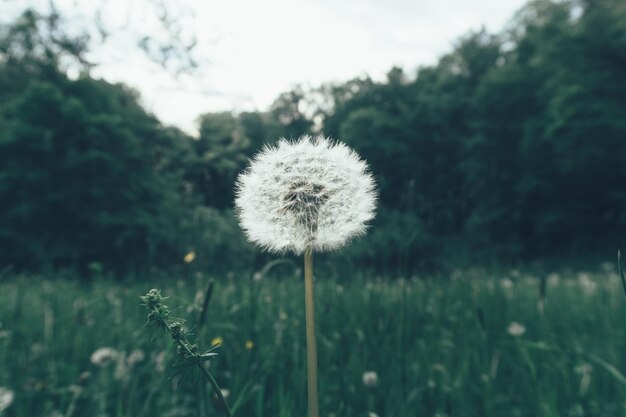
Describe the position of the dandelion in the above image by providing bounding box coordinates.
[0,387,14,412]
[211,336,224,347]
[235,136,376,254]
[577,272,597,294]
[153,351,167,373]
[184,251,196,263]
[115,354,130,382]
[235,135,376,417]
[500,278,513,290]
[507,322,526,337]
[362,371,378,387]
[575,363,593,396]
[90,347,117,367]
[547,273,560,287]
[245,340,254,350]
[128,349,145,366]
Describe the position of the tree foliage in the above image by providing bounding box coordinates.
[2,1,626,274]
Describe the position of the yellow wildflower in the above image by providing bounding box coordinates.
[211,336,223,346]
[245,340,254,350]
[183,251,196,263]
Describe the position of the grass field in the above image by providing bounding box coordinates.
[1,265,626,417]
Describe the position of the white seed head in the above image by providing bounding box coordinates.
[507,322,526,337]
[235,135,376,254]
[90,347,117,367]
[0,387,14,412]
[362,371,378,387]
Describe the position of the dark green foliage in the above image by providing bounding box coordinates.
[2,1,626,274]
[321,0,626,268]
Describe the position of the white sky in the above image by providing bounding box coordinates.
[5,0,529,134]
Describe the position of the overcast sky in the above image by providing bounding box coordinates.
[7,0,529,134]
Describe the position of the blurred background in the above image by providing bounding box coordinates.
[1,0,626,416]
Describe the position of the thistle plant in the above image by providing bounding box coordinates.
[235,135,376,417]
[140,289,233,417]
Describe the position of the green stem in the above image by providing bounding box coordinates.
[199,363,233,417]
[149,305,233,417]
[304,248,320,417]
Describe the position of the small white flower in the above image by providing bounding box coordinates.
[128,349,145,366]
[362,371,378,387]
[577,272,597,294]
[575,363,593,375]
[153,351,167,373]
[90,347,117,367]
[507,322,526,337]
[547,273,560,287]
[0,387,14,411]
[235,135,376,254]
[368,413,379,417]
[500,278,513,290]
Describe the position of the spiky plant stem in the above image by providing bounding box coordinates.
[304,247,320,417]
[140,290,233,417]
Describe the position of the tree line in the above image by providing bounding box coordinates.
[1,0,625,275]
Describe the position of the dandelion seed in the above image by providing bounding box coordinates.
[362,371,378,388]
[0,387,14,411]
[507,322,526,337]
[235,135,376,254]
[211,336,224,347]
[90,347,117,367]
[184,251,196,263]
[245,340,254,350]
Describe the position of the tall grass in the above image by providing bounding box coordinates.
[1,267,625,416]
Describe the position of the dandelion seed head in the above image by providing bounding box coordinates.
[235,135,376,254]
[0,387,14,411]
[220,389,230,399]
[362,371,378,387]
[90,347,117,367]
[507,322,526,337]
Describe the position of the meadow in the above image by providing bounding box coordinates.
[1,265,626,417]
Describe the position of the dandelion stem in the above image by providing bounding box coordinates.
[304,247,320,417]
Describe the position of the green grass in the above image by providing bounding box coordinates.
[1,267,626,417]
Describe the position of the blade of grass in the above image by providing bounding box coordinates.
[617,250,626,300]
